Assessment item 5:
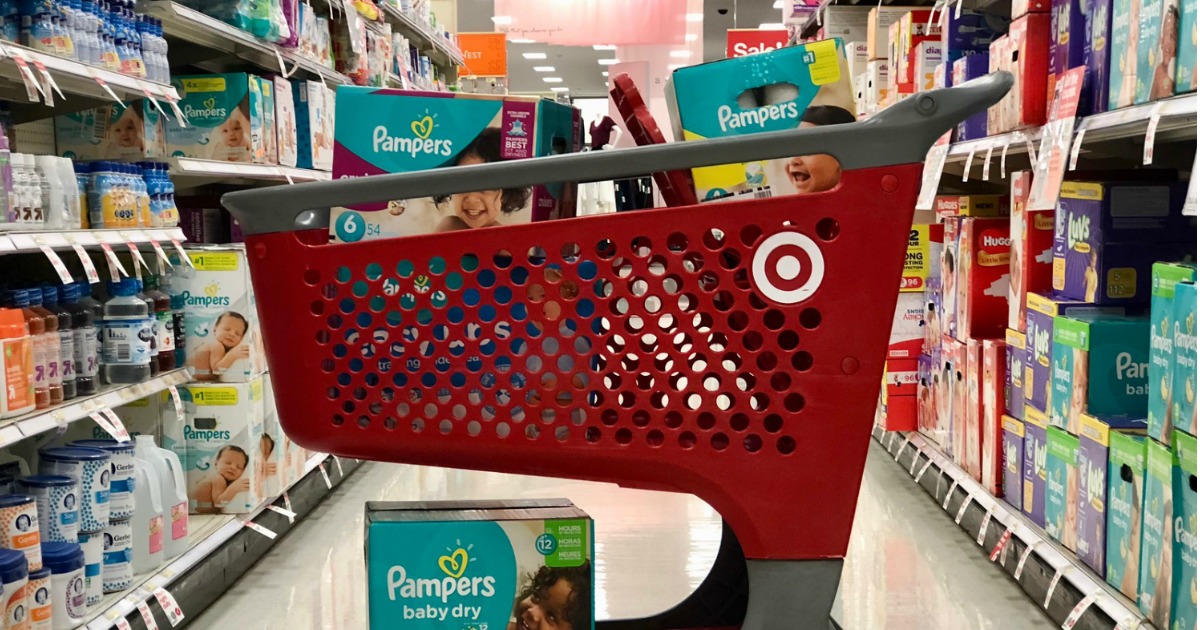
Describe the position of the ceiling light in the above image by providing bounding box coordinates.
[773,0,784,8]
[550,87,570,92]
[491,15,513,25]
[543,77,563,83]
[509,38,536,44]
[669,50,691,58]
[533,66,555,72]
[522,52,547,59]
[592,44,616,50]
[685,13,703,22]
[602,71,609,76]
[668,63,685,70]
[685,33,698,42]
[759,22,785,29]
[597,58,619,65]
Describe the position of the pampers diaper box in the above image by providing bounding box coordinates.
[1045,426,1080,550]
[666,39,855,203]
[366,499,594,630]
[55,100,167,161]
[180,377,266,514]
[166,74,267,163]
[1024,292,1125,414]
[1107,430,1147,598]
[1135,0,1181,102]
[1049,314,1150,434]
[1170,280,1198,437]
[1076,413,1147,577]
[294,79,334,171]
[329,89,578,242]
[1178,0,1198,92]
[1148,263,1196,443]
[1138,438,1175,625]
[1023,404,1050,526]
[169,246,266,382]
[1171,430,1197,630]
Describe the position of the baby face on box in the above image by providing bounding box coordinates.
[168,75,257,162]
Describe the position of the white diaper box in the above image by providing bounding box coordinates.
[170,245,266,382]
[274,76,299,168]
[261,374,285,498]
[180,377,266,514]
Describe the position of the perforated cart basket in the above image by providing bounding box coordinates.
[224,74,1010,630]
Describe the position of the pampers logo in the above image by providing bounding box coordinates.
[388,540,497,622]
[183,427,231,441]
[183,97,228,122]
[373,112,454,158]
[181,283,230,309]
[717,102,799,133]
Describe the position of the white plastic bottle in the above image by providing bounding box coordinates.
[34,155,65,230]
[134,436,186,560]
[53,157,81,229]
[129,455,163,575]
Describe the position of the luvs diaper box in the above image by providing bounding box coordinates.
[329,89,577,242]
[366,500,594,630]
[1171,430,1197,630]
[1049,0,1091,112]
[1024,404,1051,526]
[166,74,266,163]
[1148,263,1196,443]
[1049,314,1150,434]
[1135,0,1181,101]
[667,39,855,203]
[180,377,266,514]
[295,79,334,171]
[1003,415,1026,509]
[1024,292,1125,414]
[1107,430,1147,598]
[1138,438,1175,625]
[1007,329,1028,419]
[1076,413,1147,576]
[1089,0,1116,113]
[55,100,167,161]
[1171,280,1198,436]
[169,246,266,382]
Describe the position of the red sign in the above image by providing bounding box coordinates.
[726,29,789,58]
[458,33,508,77]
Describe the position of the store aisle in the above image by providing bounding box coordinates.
[194,445,1056,629]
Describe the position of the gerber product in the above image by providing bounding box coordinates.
[1109,0,1140,108]
[274,76,298,167]
[366,499,593,630]
[1135,0,1181,101]
[1045,426,1080,550]
[988,14,1052,133]
[667,39,855,203]
[294,79,334,171]
[1053,181,1191,304]
[171,246,265,382]
[1076,414,1147,575]
[952,54,991,140]
[42,542,85,630]
[1107,430,1147,598]
[330,90,577,241]
[1138,439,1174,624]
[54,101,166,162]
[982,339,1007,494]
[1170,281,1198,436]
[26,565,47,630]
[1148,263,1197,442]
[13,477,73,546]
[1050,314,1150,433]
[0,495,39,571]
[1172,430,1197,630]
[1003,415,1026,508]
[1006,329,1028,419]
[1049,0,1091,112]
[1089,0,1116,112]
[76,533,100,607]
[1179,0,1198,91]
[181,378,266,514]
[166,74,265,163]
[67,440,135,521]
[101,518,131,593]
[1008,171,1054,331]
[37,447,108,534]
[955,217,1011,341]
[1023,405,1050,526]
[1024,293,1124,414]
[0,548,27,630]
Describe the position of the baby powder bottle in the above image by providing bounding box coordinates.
[36,447,107,534]
[134,436,186,560]
[142,275,174,372]
[0,308,34,418]
[127,457,161,574]
[0,548,28,630]
[100,517,130,593]
[5,291,47,410]
[24,567,46,630]
[74,533,99,608]
[13,477,75,545]
[40,542,84,630]
[58,285,95,396]
[22,291,60,407]
[38,288,72,402]
[65,441,133,521]
[0,496,39,572]
[99,278,151,385]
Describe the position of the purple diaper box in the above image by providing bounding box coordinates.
[1003,415,1026,510]
[1023,405,1050,527]
[952,54,992,141]
[1076,413,1147,576]
[1025,293,1124,414]
[1053,181,1192,305]
[1050,0,1091,113]
[1086,0,1113,114]
[942,9,1009,61]
[1006,328,1027,420]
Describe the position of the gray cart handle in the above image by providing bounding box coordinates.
[223,72,1011,236]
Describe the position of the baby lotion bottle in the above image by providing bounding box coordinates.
[135,436,186,560]
[5,290,48,410]
[24,289,61,406]
[0,308,34,418]
[127,454,162,574]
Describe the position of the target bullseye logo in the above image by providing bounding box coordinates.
[751,231,825,304]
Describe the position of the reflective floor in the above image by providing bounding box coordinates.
[193,445,1056,629]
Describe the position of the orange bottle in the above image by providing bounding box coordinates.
[4,290,48,410]
[0,307,34,417]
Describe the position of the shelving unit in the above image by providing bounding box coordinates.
[0,227,187,254]
[165,157,331,186]
[378,3,464,69]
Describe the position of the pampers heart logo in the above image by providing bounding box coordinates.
[411,115,435,139]
[438,548,469,578]
[373,111,455,157]
[203,97,217,110]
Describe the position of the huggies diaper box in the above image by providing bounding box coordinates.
[55,100,167,161]
[169,246,266,382]
[1171,430,1197,630]
[667,39,855,203]
[1076,413,1147,576]
[180,377,266,514]
[1147,262,1196,443]
[1007,328,1028,419]
[1023,404,1050,526]
[1049,314,1150,434]
[329,89,577,242]
[1106,429,1146,598]
[1009,170,1054,332]
[1003,415,1026,508]
[1045,426,1080,550]
[1138,439,1174,625]
[366,499,594,630]
[166,74,267,163]
[1170,280,1198,437]
[955,217,1011,341]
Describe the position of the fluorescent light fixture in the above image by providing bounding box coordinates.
[509,38,536,44]
[685,13,703,22]
[597,58,620,65]
[667,63,684,70]
[550,87,570,92]
[601,71,609,76]
[592,44,616,50]
[543,77,563,83]
[533,66,555,72]
[685,33,698,42]
[759,22,785,29]
[669,50,691,58]
[491,15,513,25]
[773,0,784,8]
[522,52,547,59]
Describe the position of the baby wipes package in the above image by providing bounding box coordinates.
[55,100,167,161]
[1148,263,1197,443]
[1049,314,1150,434]
[1170,281,1197,437]
[1138,438,1175,625]
[295,79,334,171]
[170,246,266,382]
[1045,426,1080,550]
[1171,430,1197,630]
[180,378,266,514]
[366,499,593,630]
[166,74,267,163]
[667,39,855,203]
[329,89,578,242]
[1023,405,1050,526]
[1076,413,1147,576]
[274,76,298,167]
[1107,430,1147,598]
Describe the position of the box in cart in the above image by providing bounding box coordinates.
[1024,292,1126,414]
[1053,181,1192,305]
[1178,0,1198,92]
[1171,281,1198,436]
[1138,438,1174,625]
[55,99,168,161]
[1050,314,1150,433]
[987,14,1052,134]
[274,76,298,167]
[330,89,577,241]
[180,377,266,514]
[1023,405,1050,526]
[366,500,594,630]
[1003,415,1026,509]
[952,54,991,140]
[1088,0,1115,113]
[982,339,1007,494]
[1106,430,1147,598]
[1045,426,1080,550]
[667,40,855,203]
[955,217,1011,342]
[1008,170,1054,332]
[1148,263,1197,443]
[1171,430,1197,630]
[1049,0,1092,113]
[1006,329,1028,419]
[1135,0,1182,102]
[166,74,267,163]
[294,79,334,171]
[1076,413,1147,577]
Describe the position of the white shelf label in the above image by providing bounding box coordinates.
[152,586,185,626]
[1061,591,1099,629]
[942,479,959,510]
[977,506,993,545]
[319,462,332,489]
[244,520,277,540]
[916,458,935,482]
[990,527,1013,562]
[136,600,160,630]
[1043,567,1064,609]
[1014,540,1041,580]
[266,504,297,523]
[39,244,73,284]
[954,493,972,524]
[1000,138,1010,179]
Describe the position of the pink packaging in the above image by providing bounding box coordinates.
[956,217,1012,341]
[982,339,1008,494]
[1008,170,1055,331]
[960,338,984,481]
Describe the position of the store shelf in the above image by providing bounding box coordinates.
[165,157,331,184]
[86,452,363,630]
[0,368,189,444]
[871,427,1150,630]
[0,227,186,254]
[379,4,464,68]
[143,1,350,86]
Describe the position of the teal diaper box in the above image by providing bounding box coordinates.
[1172,430,1197,630]
[1138,438,1175,625]
[1107,430,1147,599]
[330,89,577,243]
[55,100,167,161]
[1179,0,1198,92]
[1149,263,1197,444]
[1046,426,1081,551]
[366,499,593,630]
[1050,314,1150,435]
[166,73,267,163]
[1171,280,1197,438]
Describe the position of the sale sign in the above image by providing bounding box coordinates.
[457,33,508,77]
[726,29,789,58]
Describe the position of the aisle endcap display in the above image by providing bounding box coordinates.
[0,228,186,255]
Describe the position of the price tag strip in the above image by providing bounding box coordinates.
[1068,128,1087,171]
[168,385,185,423]
[283,491,293,514]
[152,586,185,626]
[916,139,951,210]
[136,600,160,630]
[88,411,117,437]
[990,527,1014,562]
[976,505,993,545]
[961,147,976,183]
[69,242,101,284]
[954,492,972,524]
[942,479,959,510]
[127,241,153,275]
[101,408,131,442]
[0,44,44,101]
[116,618,133,630]
[244,520,278,540]
[30,58,65,103]
[39,244,74,284]
[1143,101,1167,165]
[982,145,993,180]
[99,242,128,281]
[170,239,194,268]
[267,504,297,523]
[319,462,332,488]
[83,65,125,106]
[1043,567,1064,609]
[1028,67,1085,210]
[1014,540,1041,580]
[1000,138,1011,179]
[1061,591,1099,629]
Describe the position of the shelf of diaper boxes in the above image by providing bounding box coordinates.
[377,3,463,69]
[871,428,1149,630]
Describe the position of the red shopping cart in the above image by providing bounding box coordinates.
[223,74,1011,630]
